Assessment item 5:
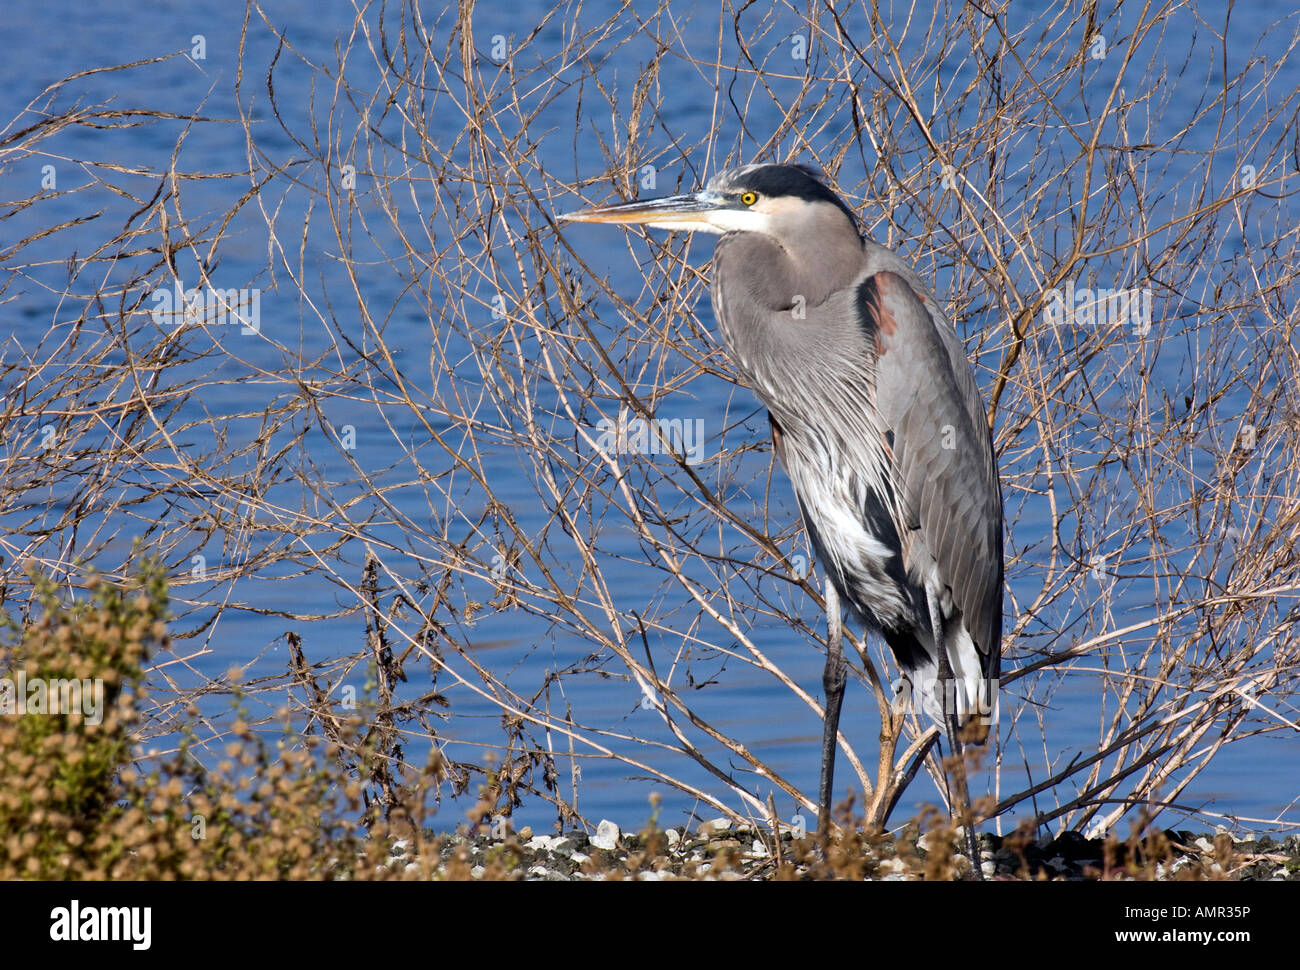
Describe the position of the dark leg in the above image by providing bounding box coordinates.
[928,592,984,880]
[944,718,984,879]
[818,579,846,840]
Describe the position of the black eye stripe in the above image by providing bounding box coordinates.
[726,165,859,228]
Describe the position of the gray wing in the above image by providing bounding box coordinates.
[858,267,1004,676]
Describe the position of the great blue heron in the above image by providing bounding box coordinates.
[561,163,1003,872]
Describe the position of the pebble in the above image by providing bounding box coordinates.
[591,819,620,851]
[527,865,570,881]
[524,834,577,855]
[698,817,731,838]
[918,831,955,854]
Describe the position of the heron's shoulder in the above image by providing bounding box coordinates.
[858,241,929,288]
[853,243,952,327]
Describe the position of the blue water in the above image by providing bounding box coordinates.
[2,0,1297,840]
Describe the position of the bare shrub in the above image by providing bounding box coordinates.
[1,0,1296,856]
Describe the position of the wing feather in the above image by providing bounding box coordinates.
[860,270,1003,679]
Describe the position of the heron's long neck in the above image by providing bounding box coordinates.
[714,230,858,311]
[710,231,861,404]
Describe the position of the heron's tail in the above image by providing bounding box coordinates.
[946,620,997,744]
[887,622,997,743]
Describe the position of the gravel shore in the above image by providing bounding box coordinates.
[381,820,1300,881]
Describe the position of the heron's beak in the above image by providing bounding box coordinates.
[559,191,727,230]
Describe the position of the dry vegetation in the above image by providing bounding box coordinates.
[0,566,1288,879]
[1,0,1298,878]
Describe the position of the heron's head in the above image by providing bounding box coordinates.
[559,163,860,243]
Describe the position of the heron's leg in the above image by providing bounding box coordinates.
[943,716,984,879]
[928,590,983,879]
[818,579,847,840]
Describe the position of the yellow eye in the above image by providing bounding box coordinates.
[740,191,758,206]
